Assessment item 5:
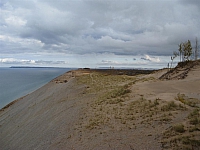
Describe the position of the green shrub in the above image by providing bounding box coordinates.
[182,137,200,147]
[161,101,177,111]
[108,86,131,99]
[188,109,199,118]
[175,93,199,107]
[175,93,186,103]
[188,109,199,125]
[189,117,199,125]
[173,124,185,133]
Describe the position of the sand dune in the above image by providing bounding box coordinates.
[0,61,200,150]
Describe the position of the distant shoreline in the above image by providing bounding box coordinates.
[9,66,159,70]
[10,66,64,68]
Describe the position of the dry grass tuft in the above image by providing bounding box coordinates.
[175,93,200,107]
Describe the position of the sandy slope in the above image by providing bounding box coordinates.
[0,71,86,149]
[0,63,200,150]
[134,66,200,101]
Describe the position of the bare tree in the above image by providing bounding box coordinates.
[178,43,183,62]
[194,37,199,60]
[170,51,179,69]
[183,40,192,61]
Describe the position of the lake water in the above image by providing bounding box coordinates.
[0,67,72,109]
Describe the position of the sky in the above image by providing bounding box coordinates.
[0,0,200,69]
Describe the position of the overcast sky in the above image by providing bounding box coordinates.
[0,0,200,68]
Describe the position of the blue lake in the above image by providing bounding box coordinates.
[0,67,72,109]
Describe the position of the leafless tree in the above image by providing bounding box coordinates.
[183,40,192,61]
[178,43,183,62]
[194,37,199,60]
[170,51,179,69]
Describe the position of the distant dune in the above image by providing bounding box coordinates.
[0,61,200,150]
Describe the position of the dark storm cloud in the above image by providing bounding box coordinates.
[0,0,200,57]
[180,0,200,8]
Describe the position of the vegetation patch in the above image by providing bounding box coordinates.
[175,93,200,107]
[76,72,134,94]
[162,108,200,149]
[162,135,200,150]
[96,84,131,105]
[173,124,185,133]
[188,109,200,126]
[160,114,172,122]
[106,85,131,99]
[75,69,200,150]
[75,71,136,130]
[161,101,178,111]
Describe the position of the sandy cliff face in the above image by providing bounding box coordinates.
[0,71,88,149]
[0,65,200,150]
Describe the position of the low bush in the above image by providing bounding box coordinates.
[161,101,177,111]
[173,124,185,133]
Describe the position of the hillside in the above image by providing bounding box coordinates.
[159,59,200,80]
[0,65,200,150]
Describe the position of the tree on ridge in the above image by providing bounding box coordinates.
[170,51,179,69]
[194,37,199,60]
[178,43,183,62]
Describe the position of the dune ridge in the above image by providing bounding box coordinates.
[0,62,200,150]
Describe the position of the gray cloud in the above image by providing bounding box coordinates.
[180,0,200,8]
[0,0,200,67]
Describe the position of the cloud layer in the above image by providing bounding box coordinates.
[0,0,200,67]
